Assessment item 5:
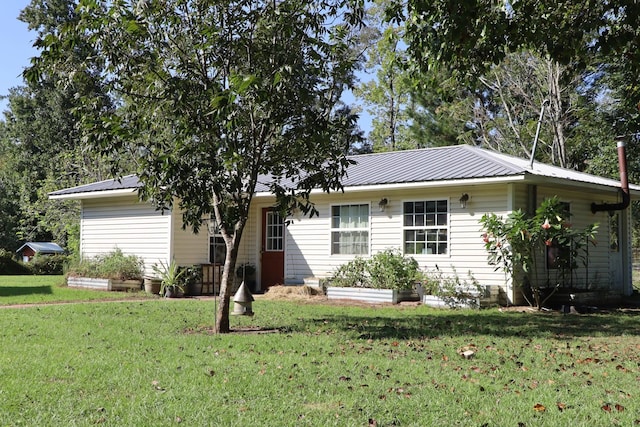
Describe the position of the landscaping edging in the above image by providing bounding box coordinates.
[67,277,142,291]
[326,287,419,304]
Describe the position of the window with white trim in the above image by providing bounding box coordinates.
[331,204,369,255]
[403,200,448,255]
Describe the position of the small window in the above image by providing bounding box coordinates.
[331,204,369,255]
[403,200,448,255]
[209,223,226,264]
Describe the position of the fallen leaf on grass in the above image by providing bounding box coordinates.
[151,380,165,391]
[533,403,546,412]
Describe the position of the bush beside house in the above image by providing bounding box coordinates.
[66,249,144,291]
[326,249,423,303]
[327,249,486,307]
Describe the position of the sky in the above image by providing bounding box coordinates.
[0,1,371,135]
[0,1,36,112]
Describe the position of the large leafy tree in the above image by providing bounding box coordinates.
[30,0,363,333]
[388,0,640,142]
[353,0,415,151]
[0,0,116,252]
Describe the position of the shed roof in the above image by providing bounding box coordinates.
[16,242,64,254]
[48,145,640,199]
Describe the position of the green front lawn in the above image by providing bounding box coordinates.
[0,275,151,305]
[1,277,639,425]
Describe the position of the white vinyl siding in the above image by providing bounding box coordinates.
[80,196,171,277]
[81,196,209,277]
[280,186,513,297]
[170,209,209,267]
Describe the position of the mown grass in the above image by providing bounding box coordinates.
[0,276,151,305]
[1,278,640,426]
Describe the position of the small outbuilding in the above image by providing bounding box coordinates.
[16,242,65,263]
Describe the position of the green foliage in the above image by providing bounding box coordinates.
[29,0,365,332]
[328,257,369,288]
[26,253,68,275]
[66,249,144,281]
[391,0,640,147]
[480,197,599,307]
[235,263,256,278]
[0,249,30,275]
[367,248,422,290]
[152,259,187,297]
[423,265,482,308]
[330,249,422,290]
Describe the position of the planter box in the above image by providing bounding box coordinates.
[326,287,418,304]
[67,277,142,291]
[423,294,479,309]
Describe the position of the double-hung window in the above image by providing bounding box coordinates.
[331,204,369,255]
[403,200,448,255]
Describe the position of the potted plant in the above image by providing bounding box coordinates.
[180,265,202,296]
[152,259,186,298]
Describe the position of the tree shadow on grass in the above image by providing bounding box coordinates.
[0,286,53,297]
[289,309,640,340]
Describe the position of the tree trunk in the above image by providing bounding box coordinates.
[213,219,245,333]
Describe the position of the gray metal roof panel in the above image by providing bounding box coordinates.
[49,145,638,197]
[49,175,141,196]
[16,242,64,253]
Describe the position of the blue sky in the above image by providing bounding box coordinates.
[0,1,36,112]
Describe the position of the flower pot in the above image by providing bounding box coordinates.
[186,280,202,296]
[144,278,161,295]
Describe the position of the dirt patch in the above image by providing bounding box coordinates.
[262,285,322,299]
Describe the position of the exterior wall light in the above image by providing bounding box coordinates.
[459,193,470,209]
[378,198,389,212]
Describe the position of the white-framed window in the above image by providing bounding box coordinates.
[330,204,369,255]
[208,223,226,264]
[403,200,448,255]
[265,210,284,252]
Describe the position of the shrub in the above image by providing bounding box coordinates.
[368,249,422,290]
[329,257,369,288]
[329,249,423,290]
[27,254,68,275]
[66,249,144,281]
[424,266,482,308]
[0,249,30,275]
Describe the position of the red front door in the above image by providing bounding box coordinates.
[261,208,284,290]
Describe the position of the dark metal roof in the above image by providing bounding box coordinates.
[49,175,141,197]
[332,145,524,187]
[49,145,638,198]
[16,242,64,254]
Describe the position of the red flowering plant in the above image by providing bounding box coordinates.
[480,197,598,308]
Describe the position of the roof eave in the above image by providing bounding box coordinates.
[48,188,139,200]
[525,175,640,198]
